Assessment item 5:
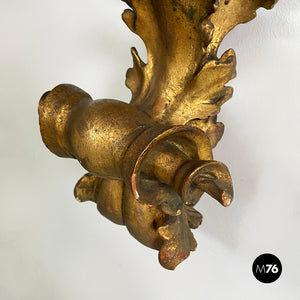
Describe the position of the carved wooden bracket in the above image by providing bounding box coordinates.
[38,0,278,270]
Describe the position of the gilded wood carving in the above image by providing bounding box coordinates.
[38,0,278,269]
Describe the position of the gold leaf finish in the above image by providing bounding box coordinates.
[38,0,278,269]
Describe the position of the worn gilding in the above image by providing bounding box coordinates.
[38,0,278,270]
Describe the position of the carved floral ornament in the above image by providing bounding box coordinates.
[38,0,278,270]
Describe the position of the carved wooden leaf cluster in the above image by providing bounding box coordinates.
[122,0,278,269]
[158,205,202,270]
[122,0,277,146]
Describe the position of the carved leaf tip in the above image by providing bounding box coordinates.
[262,0,279,9]
[125,47,146,102]
[158,205,202,270]
[207,0,279,55]
[187,117,225,148]
[122,8,136,33]
[74,173,102,203]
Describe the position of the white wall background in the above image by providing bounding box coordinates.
[1,1,299,299]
